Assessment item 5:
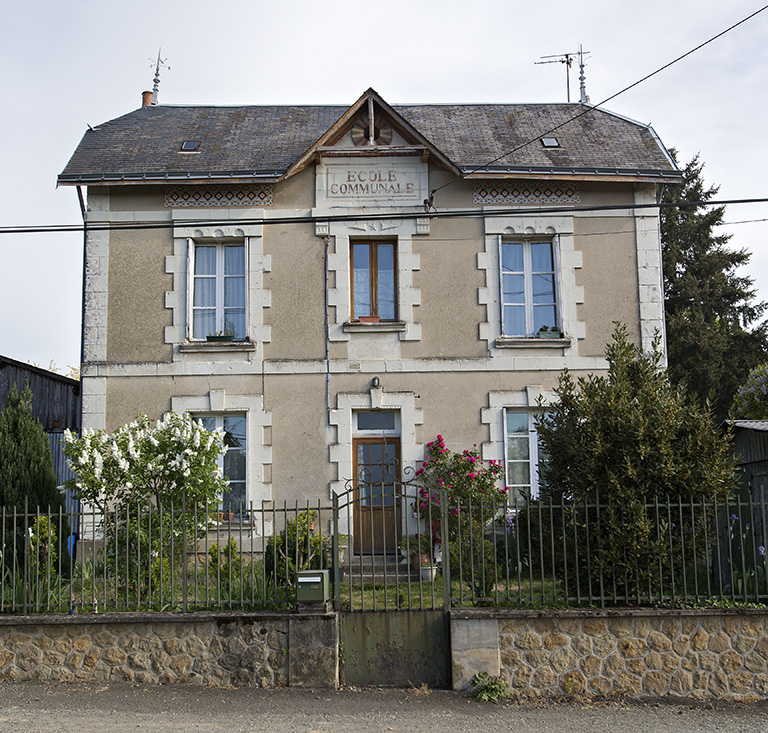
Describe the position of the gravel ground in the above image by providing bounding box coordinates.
[0,682,767,733]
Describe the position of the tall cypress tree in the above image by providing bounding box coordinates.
[661,151,768,421]
[0,383,63,511]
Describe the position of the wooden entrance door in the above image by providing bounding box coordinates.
[353,438,401,554]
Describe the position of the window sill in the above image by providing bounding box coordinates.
[495,336,572,349]
[343,321,407,333]
[180,340,256,353]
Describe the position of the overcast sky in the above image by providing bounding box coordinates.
[2,0,767,372]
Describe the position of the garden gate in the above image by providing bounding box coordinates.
[332,478,451,688]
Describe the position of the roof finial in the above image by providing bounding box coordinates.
[150,48,170,105]
[578,44,589,104]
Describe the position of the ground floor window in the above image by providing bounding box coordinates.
[505,410,544,500]
[199,414,247,511]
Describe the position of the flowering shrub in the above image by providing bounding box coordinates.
[731,364,768,420]
[64,414,230,597]
[64,413,228,511]
[413,435,507,521]
[412,436,507,596]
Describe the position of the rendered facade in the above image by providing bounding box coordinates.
[59,88,680,550]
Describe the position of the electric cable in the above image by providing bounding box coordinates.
[428,4,768,198]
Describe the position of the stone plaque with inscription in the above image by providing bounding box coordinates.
[316,158,427,207]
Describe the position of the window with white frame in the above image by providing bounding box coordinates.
[505,410,545,500]
[191,242,247,339]
[500,239,559,337]
[199,414,247,511]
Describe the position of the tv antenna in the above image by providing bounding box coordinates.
[149,48,170,105]
[536,44,590,103]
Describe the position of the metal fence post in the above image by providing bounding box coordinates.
[332,492,340,611]
[439,489,451,609]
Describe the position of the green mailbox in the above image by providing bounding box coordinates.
[296,569,330,603]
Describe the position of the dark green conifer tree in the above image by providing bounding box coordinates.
[0,383,63,511]
[661,151,768,421]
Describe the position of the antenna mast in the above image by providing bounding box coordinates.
[578,44,589,104]
[535,45,590,103]
[149,48,170,105]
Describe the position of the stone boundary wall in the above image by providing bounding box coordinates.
[451,609,768,700]
[0,611,338,688]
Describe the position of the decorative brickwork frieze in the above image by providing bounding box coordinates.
[165,186,273,207]
[473,183,580,205]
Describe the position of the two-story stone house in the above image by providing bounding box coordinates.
[59,88,680,551]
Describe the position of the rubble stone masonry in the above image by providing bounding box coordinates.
[452,609,768,700]
[0,612,338,688]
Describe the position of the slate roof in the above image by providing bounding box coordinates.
[59,99,679,185]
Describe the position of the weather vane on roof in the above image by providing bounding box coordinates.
[535,44,590,103]
[149,48,170,105]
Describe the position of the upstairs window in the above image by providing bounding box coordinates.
[351,241,397,320]
[501,240,558,337]
[191,242,246,340]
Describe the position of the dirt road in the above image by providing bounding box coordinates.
[0,682,767,732]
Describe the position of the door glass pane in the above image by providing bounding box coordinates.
[367,483,396,507]
[356,440,399,506]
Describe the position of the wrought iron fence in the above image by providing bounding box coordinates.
[0,499,335,614]
[1,491,767,614]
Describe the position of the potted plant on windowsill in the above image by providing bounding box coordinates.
[537,326,560,339]
[207,330,233,342]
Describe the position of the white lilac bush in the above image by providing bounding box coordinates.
[64,412,228,511]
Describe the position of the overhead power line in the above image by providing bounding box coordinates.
[1,197,768,236]
[429,4,768,198]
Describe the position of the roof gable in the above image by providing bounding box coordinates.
[283,88,459,179]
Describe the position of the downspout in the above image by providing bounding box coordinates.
[324,233,331,426]
[76,185,87,378]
